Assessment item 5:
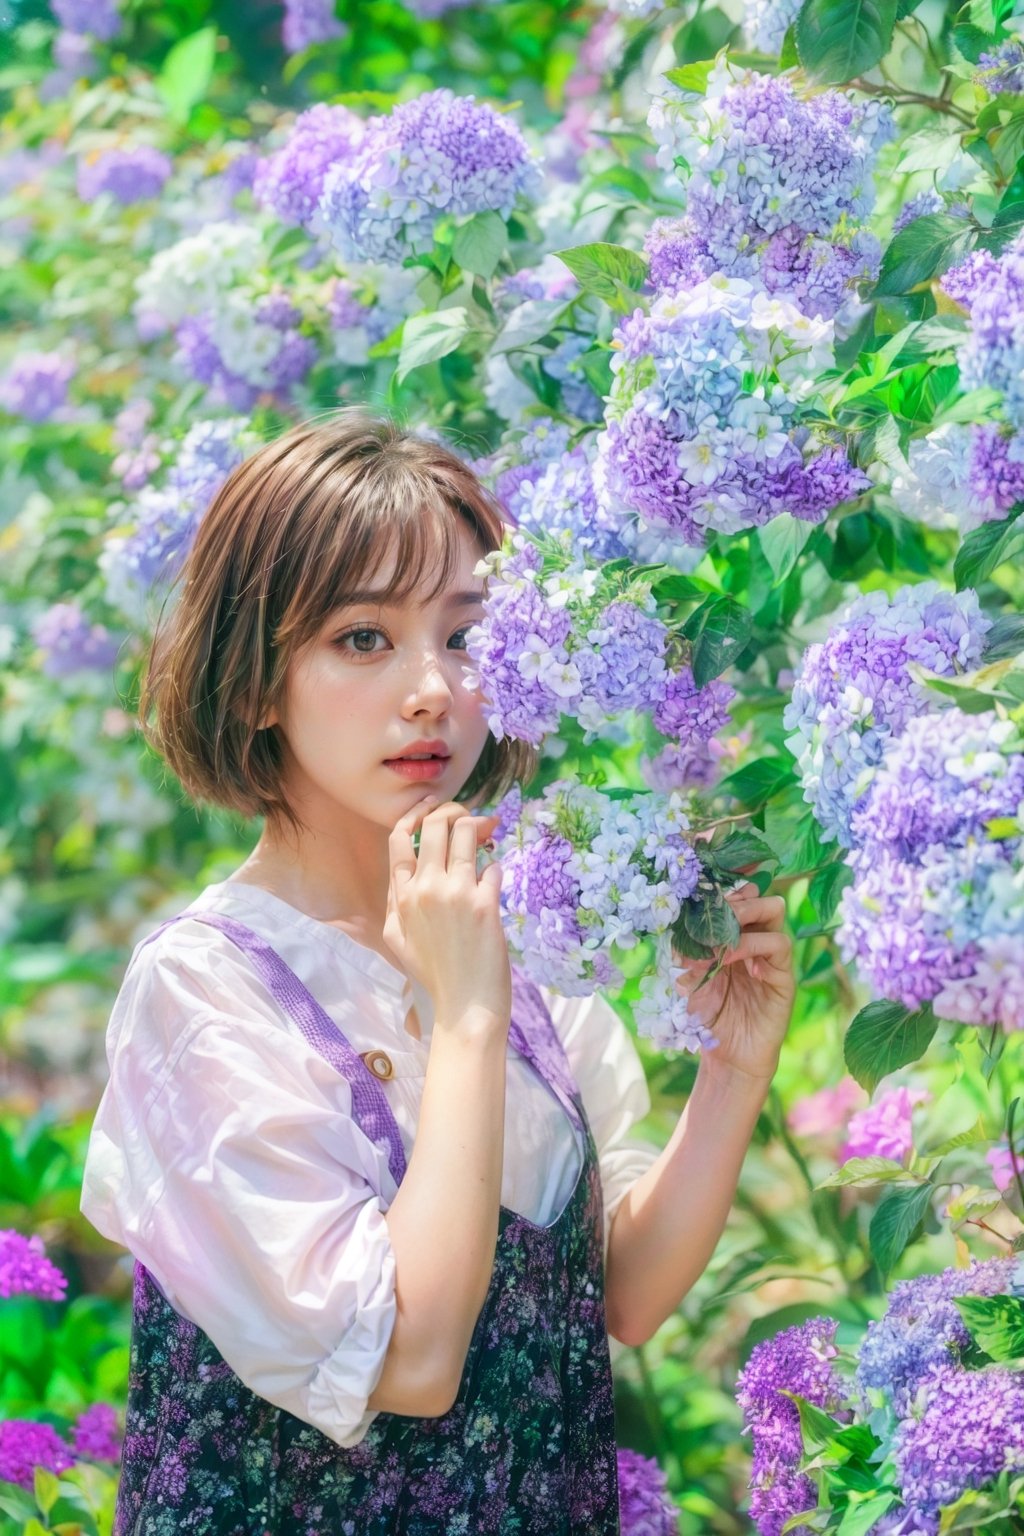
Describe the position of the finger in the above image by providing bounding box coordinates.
[719,931,792,970]
[447,813,480,872]
[415,801,466,869]
[726,894,787,933]
[390,797,437,891]
[725,881,762,900]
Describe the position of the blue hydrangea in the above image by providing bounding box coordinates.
[76,145,172,204]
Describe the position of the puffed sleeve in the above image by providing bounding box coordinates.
[541,986,661,1263]
[80,930,399,1450]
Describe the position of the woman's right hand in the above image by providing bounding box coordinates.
[383,795,511,1037]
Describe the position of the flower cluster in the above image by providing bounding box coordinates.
[735,1317,845,1536]
[252,103,366,230]
[175,288,317,410]
[975,38,1024,95]
[466,530,735,752]
[101,418,255,620]
[787,1075,866,1141]
[646,62,893,320]
[31,602,121,679]
[738,1261,1024,1535]
[838,1085,930,1165]
[319,88,543,263]
[593,278,867,551]
[281,0,346,52]
[134,222,264,334]
[0,1229,68,1301]
[888,420,1024,533]
[615,1448,678,1534]
[0,1419,75,1489]
[0,351,75,423]
[51,0,121,40]
[783,581,992,846]
[741,0,801,55]
[76,146,173,205]
[945,232,1024,430]
[836,708,1024,1025]
[487,777,715,1050]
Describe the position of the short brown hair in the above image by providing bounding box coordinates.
[139,408,538,834]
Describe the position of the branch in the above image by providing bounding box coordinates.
[850,76,974,128]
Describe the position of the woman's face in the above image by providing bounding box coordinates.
[265,518,494,833]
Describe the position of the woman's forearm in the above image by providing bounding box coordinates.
[604,1060,771,1348]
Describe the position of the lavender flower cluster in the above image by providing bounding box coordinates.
[975,38,1024,95]
[319,89,543,263]
[31,602,121,679]
[0,1229,68,1301]
[783,581,992,846]
[280,0,346,53]
[0,351,75,424]
[734,1317,845,1536]
[737,1261,1024,1535]
[592,278,867,552]
[100,417,254,620]
[486,778,716,1051]
[645,62,894,320]
[466,530,735,752]
[615,1447,678,1534]
[888,420,1024,534]
[836,708,1024,1026]
[175,288,317,410]
[252,103,366,231]
[943,231,1024,431]
[76,145,172,205]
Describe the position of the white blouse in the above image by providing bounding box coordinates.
[80,880,661,1450]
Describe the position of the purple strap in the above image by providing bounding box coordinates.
[137,909,583,1193]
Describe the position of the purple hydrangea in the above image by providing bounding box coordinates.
[646,63,892,319]
[0,1230,68,1301]
[783,582,992,847]
[51,0,120,39]
[319,88,543,263]
[889,421,1024,534]
[951,234,1024,429]
[0,1420,75,1489]
[976,39,1024,95]
[71,1403,121,1462]
[735,1317,845,1536]
[101,418,252,617]
[594,279,867,550]
[0,351,75,423]
[854,1257,1020,1417]
[837,710,1024,1020]
[894,1363,1024,1515]
[838,1086,930,1165]
[30,603,121,678]
[741,0,802,55]
[252,104,366,229]
[281,0,346,52]
[76,146,172,204]
[175,289,316,410]
[512,445,638,564]
[615,1447,678,1534]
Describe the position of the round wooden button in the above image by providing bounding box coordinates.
[360,1049,394,1081]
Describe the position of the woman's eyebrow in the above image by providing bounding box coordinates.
[333,588,486,609]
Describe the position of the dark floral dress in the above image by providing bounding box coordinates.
[112,911,622,1534]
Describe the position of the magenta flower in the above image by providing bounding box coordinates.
[0,1420,75,1489]
[616,1446,678,1534]
[0,1229,68,1302]
[71,1403,121,1462]
[839,1086,931,1165]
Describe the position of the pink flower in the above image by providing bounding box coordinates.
[71,1403,121,1462]
[0,1229,68,1302]
[788,1076,866,1139]
[0,1420,75,1489]
[988,1143,1022,1196]
[839,1086,931,1165]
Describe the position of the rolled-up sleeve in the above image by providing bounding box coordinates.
[83,934,401,1450]
[541,987,661,1262]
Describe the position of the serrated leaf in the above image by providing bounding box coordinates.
[874,214,977,297]
[396,308,477,383]
[954,1294,1024,1362]
[684,595,752,686]
[553,242,647,312]
[707,828,778,875]
[796,0,898,82]
[676,889,742,950]
[869,1182,933,1276]
[759,514,814,583]
[817,1156,918,1189]
[844,1000,938,1092]
[156,27,218,124]
[451,211,507,278]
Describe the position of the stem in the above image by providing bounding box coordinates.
[633,1342,684,1486]
[965,1217,1015,1249]
[850,76,974,127]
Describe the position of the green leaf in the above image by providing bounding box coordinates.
[836,1493,901,1536]
[844,999,938,1092]
[955,507,1024,590]
[953,1294,1024,1362]
[156,26,218,124]
[759,514,815,584]
[684,595,752,686]
[921,1115,990,1157]
[809,862,854,925]
[674,888,743,951]
[983,613,1024,663]
[33,1467,60,1517]
[553,242,648,312]
[870,1182,933,1276]
[780,1390,850,1452]
[492,299,566,354]
[874,214,977,297]
[705,828,778,876]
[451,212,507,279]
[817,1156,918,1189]
[662,60,715,93]
[396,309,477,383]
[717,757,797,806]
[796,0,898,81]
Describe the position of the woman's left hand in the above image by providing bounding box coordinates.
[671,881,795,1087]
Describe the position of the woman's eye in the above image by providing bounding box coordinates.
[335,626,473,657]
